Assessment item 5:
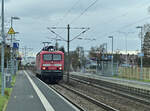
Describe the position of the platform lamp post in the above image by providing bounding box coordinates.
[136,26,143,80]
[1,0,5,96]
[108,36,114,76]
[77,37,96,73]
[10,16,20,76]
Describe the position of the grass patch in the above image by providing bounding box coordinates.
[0,88,12,111]
[113,75,150,83]
[139,79,150,82]
[11,75,16,86]
[0,94,7,111]
[0,74,16,111]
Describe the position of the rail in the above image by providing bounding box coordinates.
[68,74,150,106]
[57,84,119,111]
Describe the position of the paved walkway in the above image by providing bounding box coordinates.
[6,70,80,111]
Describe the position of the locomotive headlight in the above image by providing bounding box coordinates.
[59,67,62,70]
[42,67,46,70]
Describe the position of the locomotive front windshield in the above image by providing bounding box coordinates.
[43,54,52,61]
[43,54,62,61]
[53,54,62,60]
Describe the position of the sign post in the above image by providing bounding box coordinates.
[8,27,16,84]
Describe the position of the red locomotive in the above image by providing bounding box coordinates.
[36,46,64,82]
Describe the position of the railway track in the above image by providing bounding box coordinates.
[28,70,150,110]
[49,85,86,111]
[50,84,119,111]
[29,70,150,111]
[67,74,150,106]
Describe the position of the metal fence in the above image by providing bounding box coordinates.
[118,67,150,80]
[74,61,150,81]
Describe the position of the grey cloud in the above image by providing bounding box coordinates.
[3,0,150,53]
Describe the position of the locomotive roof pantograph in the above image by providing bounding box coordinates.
[42,45,56,51]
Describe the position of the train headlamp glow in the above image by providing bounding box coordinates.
[59,67,62,70]
[42,67,46,70]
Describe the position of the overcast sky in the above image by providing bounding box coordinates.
[1,0,150,56]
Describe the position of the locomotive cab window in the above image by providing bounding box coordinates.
[53,54,62,61]
[43,54,52,61]
[43,54,62,61]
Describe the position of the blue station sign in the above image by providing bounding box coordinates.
[13,42,19,49]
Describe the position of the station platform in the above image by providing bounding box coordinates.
[70,72,150,91]
[6,70,80,111]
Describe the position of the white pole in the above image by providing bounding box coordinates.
[108,36,114,76]
[1,0,5,96]
[112,37,114,76]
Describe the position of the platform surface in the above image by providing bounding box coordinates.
[6,70,79,111]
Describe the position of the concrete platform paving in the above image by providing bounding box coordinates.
[6,70,80,111]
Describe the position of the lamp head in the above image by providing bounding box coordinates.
[11,16,20,20]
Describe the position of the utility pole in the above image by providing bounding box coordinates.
[1,0,5,96]
[10,18,14,77]
[136,26,143,80]
[67,24,70,83]
[47,25,89,83]
[8,17,20,76]
[108,36,114,76]
[101,43,107,74]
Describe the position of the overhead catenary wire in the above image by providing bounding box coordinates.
[52,0,98,36]
[100,0,150,27]
[47,27,67,42]
[120,16,150,29]
[56,0,81,26]
[48,0,150,50]
[70,28,90,42]
[87,0,150,39]
[69,0,99,24]
[52,0,81,27]
[47,26,89,42]
[95,16,150,41]
[68,0,150,47]
[51,0,81,37]
[111,16,150,35]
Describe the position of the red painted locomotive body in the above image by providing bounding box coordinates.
[36,50,64,81]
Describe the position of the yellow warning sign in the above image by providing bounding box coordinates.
[8,27,15,34]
